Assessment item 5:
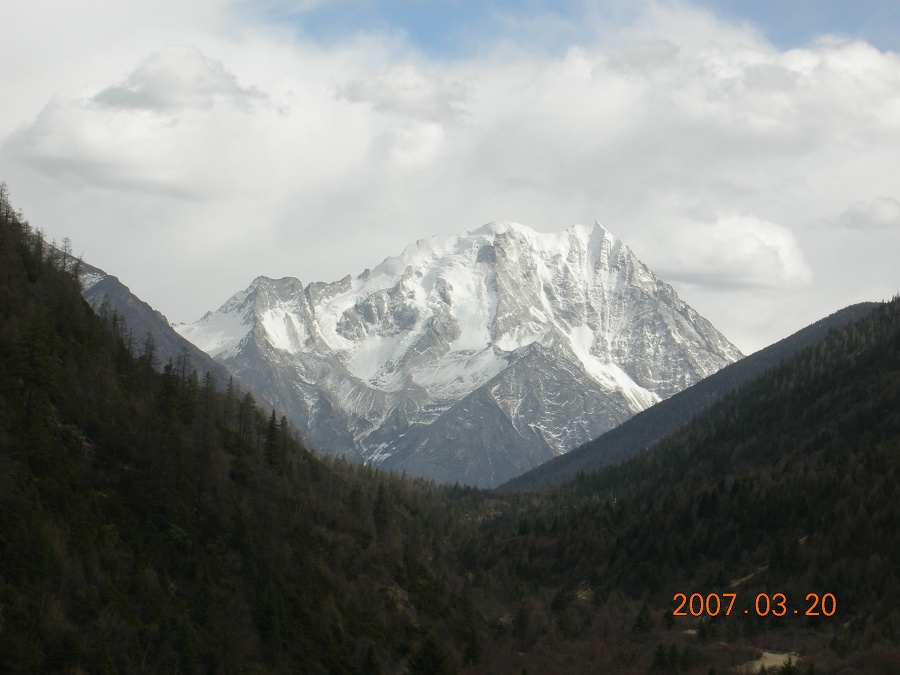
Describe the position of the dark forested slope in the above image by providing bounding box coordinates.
[0,189,491,673]
[474,294,900,672]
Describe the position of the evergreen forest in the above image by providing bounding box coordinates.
[0,184,897,673]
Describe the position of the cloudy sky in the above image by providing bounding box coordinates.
[2,0,899,354]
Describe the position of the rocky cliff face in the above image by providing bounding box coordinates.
[177,221,742,487]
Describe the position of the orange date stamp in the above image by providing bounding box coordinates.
[673,592,836,617]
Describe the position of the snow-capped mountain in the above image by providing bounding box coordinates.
[176,221,742,487]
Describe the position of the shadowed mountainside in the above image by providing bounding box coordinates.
[499,301,879,493]
[77,258,262,403]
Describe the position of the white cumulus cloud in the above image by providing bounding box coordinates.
[656,214,812,290]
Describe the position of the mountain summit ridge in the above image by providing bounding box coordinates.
[177,220,742,486]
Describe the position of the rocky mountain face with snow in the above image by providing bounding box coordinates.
[176,221,742,487]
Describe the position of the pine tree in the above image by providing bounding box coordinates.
[141,332,157,381]
[373,483,389,536]
[265,410,279,470]
[237,392,255,443]
[652,643,667,671]
[633,601,653,633]
[405,631,454,675]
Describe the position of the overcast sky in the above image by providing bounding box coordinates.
[2,0,899,354]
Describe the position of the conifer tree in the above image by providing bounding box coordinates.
[405,631,454,675]
[374,483,389,536]
[265,409,279,470]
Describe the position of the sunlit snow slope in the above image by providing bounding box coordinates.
[177,221,742,487]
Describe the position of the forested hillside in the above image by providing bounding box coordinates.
[0,187,491,673]
[472,293,900,672]
[1,183,897,673]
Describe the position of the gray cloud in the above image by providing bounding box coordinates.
[93,46,268,112]
[339,64,469,123]
[836,197,900,230]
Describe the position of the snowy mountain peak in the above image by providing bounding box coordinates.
[177,221,742,487]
